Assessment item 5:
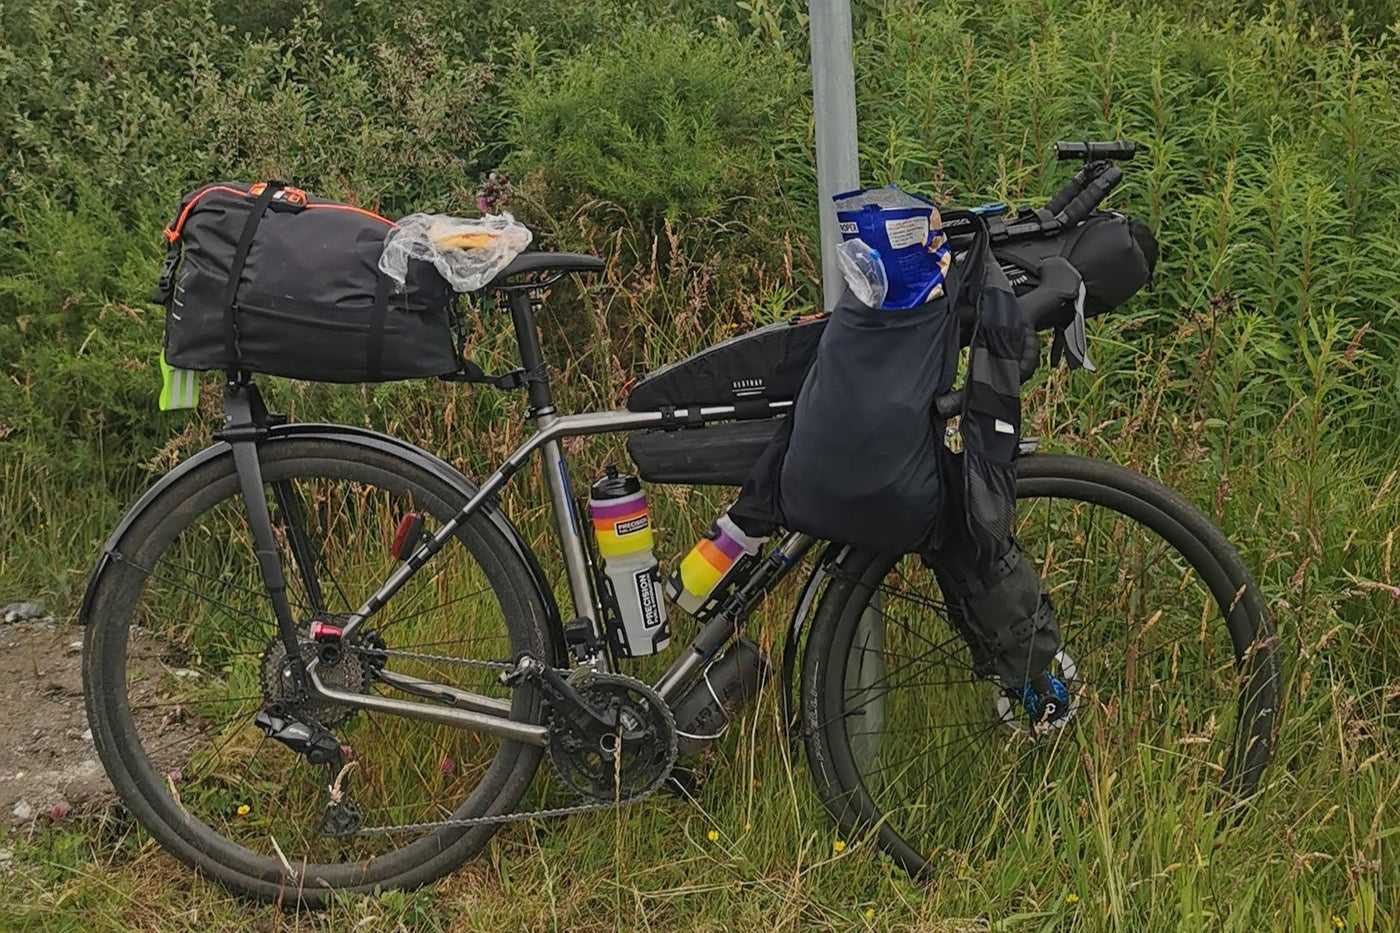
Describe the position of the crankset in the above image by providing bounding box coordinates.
[501,656,677,803]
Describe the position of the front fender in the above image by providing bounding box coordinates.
[79,423,565,664]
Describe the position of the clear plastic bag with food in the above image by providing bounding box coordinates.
[379,212,533,293]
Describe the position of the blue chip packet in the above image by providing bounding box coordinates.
[834,187,951,309]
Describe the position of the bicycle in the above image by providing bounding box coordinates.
[81,141,1280,904]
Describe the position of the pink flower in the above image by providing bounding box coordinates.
[441,756,456,775]
[48,801,69,822]
[167,769,182,784]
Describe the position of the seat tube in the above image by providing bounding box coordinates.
[509,288,605,657]
[538,423,600,637]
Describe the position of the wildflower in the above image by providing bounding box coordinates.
[833,840,847,853]
[236,804,251,817]
[707,829,719,842]
[1066,893,1080,905]
[864,908,875,920]
[441,756,455,775]
[743,822,752,833]
[167,769,182,784]
[48,801,69,822]
[1332,917,1344,930]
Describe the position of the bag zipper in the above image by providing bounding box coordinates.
[163,182,397,244]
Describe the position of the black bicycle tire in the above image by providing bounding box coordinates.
[801,452,1280,876]
[83,436,553,905]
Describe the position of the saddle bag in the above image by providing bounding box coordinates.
[156,181,461,384]
[994,211,1157,316]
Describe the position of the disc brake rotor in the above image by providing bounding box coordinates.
[992,648,1081,738]
[546,672,677,803]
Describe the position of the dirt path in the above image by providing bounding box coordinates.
[0,619,195,827]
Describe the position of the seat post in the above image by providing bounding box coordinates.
[506,288,555,414]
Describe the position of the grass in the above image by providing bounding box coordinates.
[2,0,1400,928]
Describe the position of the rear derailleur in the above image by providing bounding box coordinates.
[254,706,363,837]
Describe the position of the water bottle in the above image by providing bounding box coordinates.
[589,466,669,657]
[665,511,768,622]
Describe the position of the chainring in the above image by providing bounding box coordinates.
[260,620,375,727]
[546,672,677,803]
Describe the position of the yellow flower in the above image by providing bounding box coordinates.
[236,804,251,817]
[743,822,752,833]
[1332,918,1344,930]
[707,829,719,842]
[833,840,847,853]
[1065,893,1080,905]
[864,908,875,920]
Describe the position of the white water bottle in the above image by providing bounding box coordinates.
[665,510,768,622]
[589,466,669,657]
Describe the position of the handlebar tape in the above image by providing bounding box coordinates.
[1054,166,1123,228]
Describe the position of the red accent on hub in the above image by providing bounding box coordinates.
[310,621,343,641]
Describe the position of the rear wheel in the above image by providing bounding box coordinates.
[83,437,555,904]
[801,453,1278,875]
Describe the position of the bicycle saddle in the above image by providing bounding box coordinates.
[490,251,606,289]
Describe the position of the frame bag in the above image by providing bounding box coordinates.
[155,181,460,384]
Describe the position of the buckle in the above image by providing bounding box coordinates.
[152,247,181,304]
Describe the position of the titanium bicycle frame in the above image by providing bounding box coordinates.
[226,283,817,750]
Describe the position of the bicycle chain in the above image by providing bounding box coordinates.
[341,643,662,836]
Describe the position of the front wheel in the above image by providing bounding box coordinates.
[83,436,555,905]
[801,453,1279,876]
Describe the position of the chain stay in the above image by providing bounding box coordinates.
[341,643,643,836]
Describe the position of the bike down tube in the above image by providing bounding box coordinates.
[654,531,815,705]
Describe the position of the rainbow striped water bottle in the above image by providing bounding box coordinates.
[665,511,768,622]
[589,466,669,657]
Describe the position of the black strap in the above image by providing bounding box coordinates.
[219,182,284,376]
[366,272,391,382]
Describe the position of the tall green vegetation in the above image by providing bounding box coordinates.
[0,0,1396,928]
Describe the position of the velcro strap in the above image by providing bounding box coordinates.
[989,596,1056,655]
[220,181,284,374]
[366,272,391,382]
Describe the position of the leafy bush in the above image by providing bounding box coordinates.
[507,22,795,235]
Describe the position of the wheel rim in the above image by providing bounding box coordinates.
[825,489,1272,868]
[93,453,541,879]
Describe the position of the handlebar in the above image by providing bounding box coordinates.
[1057,164,1122,228]
[950,140,1138,248]
[1055,140,1137,162]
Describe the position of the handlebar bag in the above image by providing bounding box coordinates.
[155,181,460,383]
[625,315,828,411]
[993,211,1157,316]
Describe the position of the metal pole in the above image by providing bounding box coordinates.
[808,0,860,312]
